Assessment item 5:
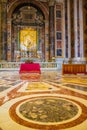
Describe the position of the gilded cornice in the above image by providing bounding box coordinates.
[1,0,7,3]
[48,0,56,6]
[56,0,64,2]
[8,0,48,2]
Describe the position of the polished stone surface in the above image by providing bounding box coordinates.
[19,97,78,123]
[0,71,87,130]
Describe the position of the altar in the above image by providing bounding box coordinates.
[19,63,41,74]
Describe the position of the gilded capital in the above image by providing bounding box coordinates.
[1,0,7,3]
[48,0,56,6]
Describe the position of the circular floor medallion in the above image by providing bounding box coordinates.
[17,97,80,124]
[9,96,87,129]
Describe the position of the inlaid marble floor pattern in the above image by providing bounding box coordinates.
[0,71,87,130]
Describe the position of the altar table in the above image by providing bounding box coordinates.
[19,63,41,74]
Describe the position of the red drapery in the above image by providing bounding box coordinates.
[19,63,41,74]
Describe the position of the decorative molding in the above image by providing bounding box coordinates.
[35,0,48,2]
[1,0,7,3]
[56,0,64,3]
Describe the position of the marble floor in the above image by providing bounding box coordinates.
[0,71,87,130]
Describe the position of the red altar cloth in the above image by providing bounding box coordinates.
[19,63,41,74]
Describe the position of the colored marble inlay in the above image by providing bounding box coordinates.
[1,71,87,130]
[26,82,55,91]
[19,97,79,123]
[0,86,10,92]
[65,84,87,92]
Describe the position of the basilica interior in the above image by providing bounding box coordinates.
[0,0,87,130]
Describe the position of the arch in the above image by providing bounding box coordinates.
[7,0,49,20]
[7,0,49,61]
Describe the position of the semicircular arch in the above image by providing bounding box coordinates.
[7,0,49,20]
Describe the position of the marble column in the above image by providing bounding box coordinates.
[45,20,49,61]
[67,0,71,58]
[74,0,80,59]
[49,0,55,60]
[11,25,15,61]
[1,0,7,60]
[64,0,71,59]
[63,1,66,59]
[7,19,12,61]
[79,0,84,58]
[74,0,79,58]
[64,0,71,60]
[0,2,1,60]
[73,0,84,62]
